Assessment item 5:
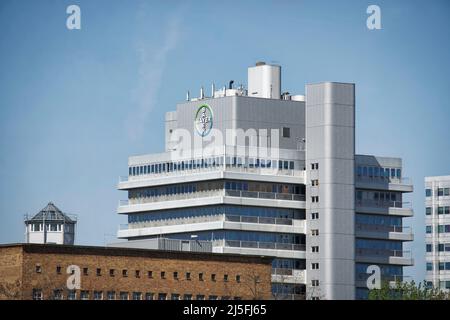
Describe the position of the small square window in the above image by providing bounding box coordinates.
[56,266,61,274]
[135,270,140,278]
[83,268,88,276]
[224,274,228,282]
[173,272,178,279]
[236,275,241,282]
[161,271,166,279]
[122,269,128,277]
[148,271,153,278]
[96,268,102,276]
[211,274,216,281]
[186,272,191,280]
[109,269,115,277]
[199,273,204,281]
[282,127,290,138]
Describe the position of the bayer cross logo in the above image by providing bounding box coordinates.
[195,104,213,137]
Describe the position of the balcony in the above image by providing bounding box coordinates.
[212,239,306,259]
[356,199,413,217]
[355,176,413,193]
[355,248,414,266]
[117,214,305,238]
[355,223,414,241]
[271,268,306,284]
[118,189,305,213]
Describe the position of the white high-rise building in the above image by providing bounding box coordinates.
[114,62,414,300]
[24,202,77,245]
[425,175,450,291]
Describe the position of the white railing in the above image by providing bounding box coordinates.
[118,190,305,207]
[121,214,300,230]
[356,199,411,209]
[355,223,412,234]
[214,239,306,251]
[356,248,412,258]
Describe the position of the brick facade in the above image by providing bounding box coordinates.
[0,244,272,300]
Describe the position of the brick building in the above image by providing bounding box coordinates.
[0,243,272,300]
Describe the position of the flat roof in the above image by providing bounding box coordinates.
[0,243,273,264]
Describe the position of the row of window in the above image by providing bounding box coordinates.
[38,265,241,282]
[356,214,402,226]
[426,262,450,272]
[426,243,450,252]
[356,239,402,251]
[32,289,241,301]
[163,231,305,244]
[356,166,401,179]
[426,206,450,215]
[356,190,400,202]
[129,180,304,199]
[425,224,450,234]
[29,223,71,232]
[426,188,450,197]
[128,205,304,224]
[129,157,299,176]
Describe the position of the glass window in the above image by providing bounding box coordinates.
[438,207,444,215]
[396,169,401,178]
[374,167,379,177]
[426,244,432,252]
[426,189,432,197]
[426,263,433,271]
[445,188,450,196]
[438,188,444,196]
[390,168,395,177]
[438,244,445,252]
[426,207,432,215]
[368,167,373,177]
[426,225,432,233]
[357,166,362,176]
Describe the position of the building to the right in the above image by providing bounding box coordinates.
[425,175,450,291]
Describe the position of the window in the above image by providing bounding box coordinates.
[183,294,192,300]
[135,270,140,278]
[94,291,103,300]
[311,212,319,220]
[438,207,444,215]
[311,263,319,270]
[148,271,153,278]
[426,189,432,197]
[96,268,101,276]
[209,295,218,300]
[109,269,115,277]
[53,289,63,300]
[186,272,191,280]
[426,207,432,215]
[122,269,128,277]
[83,268,88,276]
[56,266,61,274]
[158,293,167,300]
[236,275,241,283]
[173,272,178,279]
[107,291,116,300]
[312,246,319,253]
[199,273,204,281]
[211,274,216,281]
[120,292,129,300]
[133,292,142,300]
[145,293,154,300]
[224,274,229,282]
[32,289,43,300]
[311,180,319,186]
[445,188,450,196]
[311,163,319,170]
[35,265,42,273]
[311,196,319,203]
[426,244,432,252]
[312,229,319,236]
[438,188,444,196]
[426,225,432,234]
[161,271,166,279]
[171,294,180,300]
[196,295,205,300]
[282,127,290,138]
[80,291,89,300]
[438,244,445,252]
[439,262,445,271]
[426,263,433,271]
[311,280,319,287]
[68,290,76,300]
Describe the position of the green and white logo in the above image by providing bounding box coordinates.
[194,104,213,137]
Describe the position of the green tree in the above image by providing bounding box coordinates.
[369,280,450,300]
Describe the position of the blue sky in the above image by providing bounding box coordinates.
[0,0,449,283]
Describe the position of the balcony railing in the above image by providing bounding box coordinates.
[119,190,305,207]
[356,199,411,209]
[356,223,412,234]
[214,239,306,251]
[356,248,412,259]
[225,214,294,225]
[356,176,412,185]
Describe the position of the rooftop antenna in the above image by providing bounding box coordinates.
[186,90,190,101]
[200,86,204,99]
[211,83,215,98]
[229,80,234,90]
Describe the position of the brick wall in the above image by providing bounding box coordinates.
[1,244,272,300]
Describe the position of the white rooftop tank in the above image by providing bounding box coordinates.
[248,61,281,99]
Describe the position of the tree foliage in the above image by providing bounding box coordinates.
[369,280,450,300]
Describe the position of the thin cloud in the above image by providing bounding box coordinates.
[127,5,185,141]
